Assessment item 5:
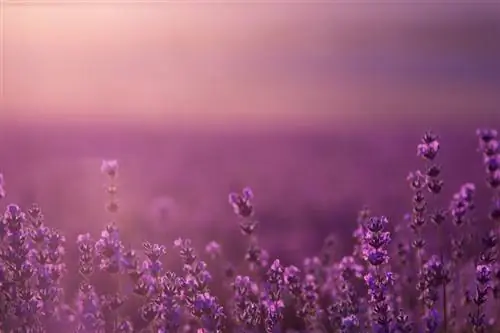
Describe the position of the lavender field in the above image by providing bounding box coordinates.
[1,120,500,332]
[0,120,498,262]
[2,2,500,332]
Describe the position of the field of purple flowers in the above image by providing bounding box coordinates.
[1,127,500,333]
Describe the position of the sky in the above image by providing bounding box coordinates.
[1,2,500,129]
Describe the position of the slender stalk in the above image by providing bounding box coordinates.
[439,227,448,333]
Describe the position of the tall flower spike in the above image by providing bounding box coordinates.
[362,216,394,332]
[101,160,119,213]
[0,173,5,199]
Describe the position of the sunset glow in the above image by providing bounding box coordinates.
[2,2,500,128]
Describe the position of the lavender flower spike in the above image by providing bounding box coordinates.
[0,173,5,199]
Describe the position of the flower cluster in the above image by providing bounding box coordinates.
[362,216,395,333]
[0,204,67,332]
[174,238,225,332]
[468,264,492,332]
[476,129,500,222]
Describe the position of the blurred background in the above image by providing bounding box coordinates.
[1,1,500,266]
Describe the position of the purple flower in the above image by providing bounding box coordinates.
[229,187,254,218]
[424,308,440,333]
[205,241,222,259]
[476,128,498,143]
[284,265,301,286]
[407,170,427,191]
[484,155,500,172]
[341,314,360,333]
[365,249,388,266]
[365,216,389,233]
[476,264,492,285]
[100,159,118,177]
[417,132,440,161]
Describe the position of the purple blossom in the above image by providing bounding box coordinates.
[205,241,222,260]
[229,187,254,218]
[100,159,119,177]
[417,132,440,161]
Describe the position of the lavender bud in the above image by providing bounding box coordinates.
[100,159,118,177]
